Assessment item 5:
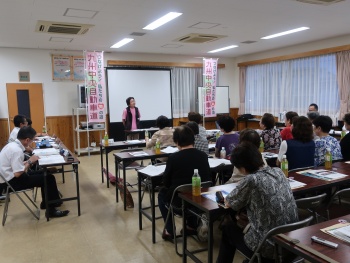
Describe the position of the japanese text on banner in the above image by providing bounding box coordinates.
[203,58,218,117]
[85,51,106,122]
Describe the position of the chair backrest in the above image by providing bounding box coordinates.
[327,188,350,209]
[169,181,212,205]
[295,193,327,210]
[249,216,313,263]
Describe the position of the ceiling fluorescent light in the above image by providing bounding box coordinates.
[208,45,238,53]
[143,12,182,30]
[261,27,310,40]
[110,38,134,48]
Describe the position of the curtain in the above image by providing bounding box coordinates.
[239,66,246,114]
[336,51,350,119]
[245,54,340,122]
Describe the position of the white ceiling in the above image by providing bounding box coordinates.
[1,0,350,58]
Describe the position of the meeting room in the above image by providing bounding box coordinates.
[1,0,350,263]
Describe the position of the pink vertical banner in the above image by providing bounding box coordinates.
[85,51,106,122]
[203,58,218,117]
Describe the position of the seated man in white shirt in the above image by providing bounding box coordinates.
[8,114,28,143]
[0,126,69,217]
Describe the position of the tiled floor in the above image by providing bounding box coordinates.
[0,153,245,263]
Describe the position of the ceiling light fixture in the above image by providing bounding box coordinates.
[261,27,310,40]
[208,45,238,53]
[143,12,182,30]
[110,38,134,48]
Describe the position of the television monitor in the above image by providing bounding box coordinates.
[77,84,86,108]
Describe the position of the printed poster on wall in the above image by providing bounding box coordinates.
[52,55,72,80]
[85,51,106,122]
[203,58,218,117]
[73,56,85,81]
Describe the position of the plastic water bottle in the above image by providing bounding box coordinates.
[42,126,47,134]
[341,128,347,140]
[192,169,201,196]
[259,138,264,153]
[220,147,226,159]
[155,138,161,154]
[145,130,149,141]
[216,131,220,141]
[281,155,288,178]
[325,148,332,170]
[104,132,109,146]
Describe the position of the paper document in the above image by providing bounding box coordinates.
[160,146,178,154]
[262,152,278,159]
[126,140,143,144]
[208,158,231,168]
[299,169,347,181]
[202,190,231,203]
[33,148,60,156]
[321,223,350,243]
[288,179,306,189]
[138,165,166,176]
[38,155,65,165]
[128,151,148,156]
[208,143,216,149]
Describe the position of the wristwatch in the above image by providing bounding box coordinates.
[27,160,33,166]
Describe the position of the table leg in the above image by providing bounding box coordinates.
[106,148,109,188]
[100,145,104,183]
[208,213,213,263]
[182,199,187,263]
[74,163,81,216]
[151,179,156,244]
[44,168,49,221]
[123,163,127,211]
[115,160,119,203]
[138,173,142,230]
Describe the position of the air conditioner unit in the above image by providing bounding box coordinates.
[35,20,94,35]
[174,33,226,44]
[295,0,344,5]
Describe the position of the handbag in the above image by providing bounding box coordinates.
[103,168,134,208]
[235,209,250,233]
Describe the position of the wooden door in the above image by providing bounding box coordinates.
[6,83,45,133]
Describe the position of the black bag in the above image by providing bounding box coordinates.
[237,114,253,121]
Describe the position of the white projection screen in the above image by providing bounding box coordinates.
[107,68,172,122]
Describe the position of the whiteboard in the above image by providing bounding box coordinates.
[107,68,172,122]
[197,86,229,115]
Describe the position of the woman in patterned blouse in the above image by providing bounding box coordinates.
[260,113,282,150]
[313,115,343,166]
[216,142,298,263]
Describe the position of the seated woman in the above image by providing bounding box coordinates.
[146,115,174,149]
[313,115,343,166]
[216,142,298,263]
[158,126,211,241]
[280,111,298,141]
[340,113,350,161]
[277,116,315,170]
[226,129,267,184]
[215,116,239,157]
[260,113,282,150]
[186,121,209,154]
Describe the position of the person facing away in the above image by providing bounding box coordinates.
[340,113,350,161]
[8,114,28,143]
[0,126,69,217]
[226,129,268,184]
[280,111,298,141]
[157,125,211,241]
[215,116,239,158]
[259,113,282,150]
[146,115,174,149]
[277,116,315,170]
[122,97,141,131]
[216,142,298,263]
[186,121,209,154]
[188,111,207,140]
[313,115,343,166]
